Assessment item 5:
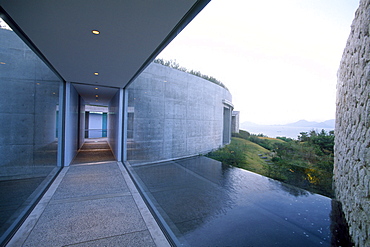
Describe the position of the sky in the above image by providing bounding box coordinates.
[158,0,360,125]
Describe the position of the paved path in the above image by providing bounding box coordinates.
[7,161,169,247]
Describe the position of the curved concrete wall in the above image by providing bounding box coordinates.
[127,63,233,164]
[334,0,370,246]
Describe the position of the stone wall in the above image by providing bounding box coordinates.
[334,0,370,246]
[127,63,233,164]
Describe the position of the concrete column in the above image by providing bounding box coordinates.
[63,82,79,166]
[122,89,128,161]
[64,82,72,166]
[57,81,65,167]
[116,88,124,162]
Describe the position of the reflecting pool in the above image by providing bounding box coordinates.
[129,156,349,247]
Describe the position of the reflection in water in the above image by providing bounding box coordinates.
[265,162,333,197]
[330,200,354,246]
[130,156,350,247]
[268,179,311,197]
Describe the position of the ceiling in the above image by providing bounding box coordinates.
[72,83,119,106]
[0,0,209,105]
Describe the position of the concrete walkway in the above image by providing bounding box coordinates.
[7,161,170,247]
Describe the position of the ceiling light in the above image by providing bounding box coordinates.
[95,87,98,90]
[0,62,5,64]
[94,72,99,76]
[92,30,100,35]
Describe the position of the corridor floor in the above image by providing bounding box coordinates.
[7,142,169,246]
[72,139,115,164]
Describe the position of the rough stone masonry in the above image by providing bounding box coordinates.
[334,0,370,246]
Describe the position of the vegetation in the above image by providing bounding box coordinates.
[207,129,335,197]
[206,137,272,174]
[153,58,227,90]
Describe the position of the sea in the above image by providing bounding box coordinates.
[240,125,334,139]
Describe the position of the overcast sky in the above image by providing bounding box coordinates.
[158,0,360,125]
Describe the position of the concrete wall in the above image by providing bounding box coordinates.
[127,63,232,164]
[334,0,370,246]
[232,111,240,133]
[0,28,61,178]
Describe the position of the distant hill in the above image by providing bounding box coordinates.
[321,119,335,128]
[285,120,317,127]
[285,119,335,128]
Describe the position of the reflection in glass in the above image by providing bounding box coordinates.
[0,24,61,243]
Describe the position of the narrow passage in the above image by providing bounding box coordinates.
[72,138,115,164]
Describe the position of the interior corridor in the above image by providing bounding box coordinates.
[72,139,115,165]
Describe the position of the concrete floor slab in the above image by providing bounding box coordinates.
[66,230,156,247]
[22,195,147,246]
[72,140,115,164]
[7,145,169,247]
[71,150,115,164]
[51,163,130,201]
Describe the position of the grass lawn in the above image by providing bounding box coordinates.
[258,137,285,143]
[208,137,273,174]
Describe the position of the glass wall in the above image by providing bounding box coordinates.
[0,23,61,244]
[126,63,232,165]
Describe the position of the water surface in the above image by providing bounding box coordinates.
[131,156,342,246]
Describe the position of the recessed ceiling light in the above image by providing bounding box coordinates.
[95,87,98,90]
[94,72,99,76]
[92,30,100,35]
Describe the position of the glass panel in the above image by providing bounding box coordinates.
[0,21,61,243]
[126,63,232,165]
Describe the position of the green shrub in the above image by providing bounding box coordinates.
[206,142,246,167]
[153,58,228,90]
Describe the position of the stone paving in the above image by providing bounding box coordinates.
[7,142,169,247]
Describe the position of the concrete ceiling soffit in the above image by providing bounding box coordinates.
[72,83,118,106]
[0,0,210,88]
